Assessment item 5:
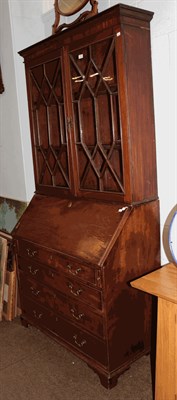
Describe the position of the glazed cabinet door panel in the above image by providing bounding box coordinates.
[69,35,125,200]
[28,52,71,194]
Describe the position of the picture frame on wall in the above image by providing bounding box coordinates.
[0,237,8,320]
[0,65,4,94]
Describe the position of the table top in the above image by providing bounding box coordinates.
[131,263,177,304]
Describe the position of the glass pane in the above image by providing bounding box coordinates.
[69,36,124,194]
[59,0,88,15]
[30,59,69,189]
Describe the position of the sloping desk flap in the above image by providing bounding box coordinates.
[14,195,132,265]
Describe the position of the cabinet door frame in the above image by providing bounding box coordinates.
[25,49,76,197]
[67,33,130,203]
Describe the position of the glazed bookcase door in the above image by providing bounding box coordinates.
[29,55,71,195]
[69,35,125,200]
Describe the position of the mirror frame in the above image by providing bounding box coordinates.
[52,0,98,34]
[163,204,177,267]
[58,0,90,16]
[168,211,177,266]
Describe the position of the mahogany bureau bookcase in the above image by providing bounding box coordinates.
[13,4,160,389]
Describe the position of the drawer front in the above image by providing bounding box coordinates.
[21,297,108,367]
[19,272,104,338]
[17,240,99,286]
[18,257,102,310]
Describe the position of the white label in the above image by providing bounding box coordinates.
[118,206,128,213]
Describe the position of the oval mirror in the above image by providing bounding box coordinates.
[58,0,89,16]
[52,0,98,34]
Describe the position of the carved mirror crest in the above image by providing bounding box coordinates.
[52,0,98,34]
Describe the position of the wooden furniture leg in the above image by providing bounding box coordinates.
[155,298,177,400]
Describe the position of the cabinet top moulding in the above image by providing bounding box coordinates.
[19,4,158,205]
[19,5,154,60]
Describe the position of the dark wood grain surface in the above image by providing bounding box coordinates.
[14,4,160,390]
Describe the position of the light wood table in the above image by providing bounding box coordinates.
[131,263,177,400]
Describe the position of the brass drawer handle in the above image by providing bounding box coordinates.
[33,310,42,319]
[30,287,40,296]
[28,266,39,275]
[73,334,86,348]
[68,283,82,297]
[66,264,81,276]
[26,248,38,258]
[70,308,84,321]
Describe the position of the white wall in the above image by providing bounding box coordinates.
[0,0,45,201]
[8,0,47,201]
[0,0,26,200]
[148,0,177,263]
[0,0,176,264]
